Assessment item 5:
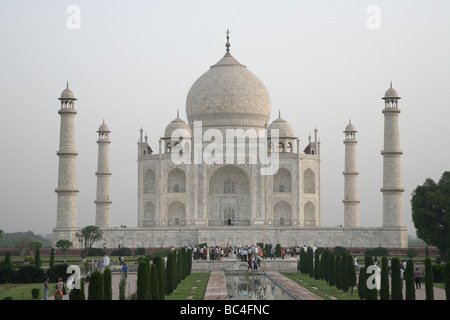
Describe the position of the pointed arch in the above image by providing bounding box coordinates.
[167,201,186,226]
[304,168,316,193]
[273,167,291,193]
[143,169,155,193]
[273,200,292,226]
[167,167,186,193]
[304,201,316,226]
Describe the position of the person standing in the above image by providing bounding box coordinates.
[122,263,128,279]
[414,268,421,289]
[44,277,50,300]
[270,246,275,260]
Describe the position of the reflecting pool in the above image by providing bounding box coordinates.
[225,272,296,300]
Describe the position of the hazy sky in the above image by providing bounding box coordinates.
[1,1,449,237]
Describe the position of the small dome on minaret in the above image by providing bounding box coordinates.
[98,120,110,133]
[344,120,357,133]
[59,82,76,100]
[383,82,400,99]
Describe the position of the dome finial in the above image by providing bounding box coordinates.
[390,81,393,88]
[278,109,281,118]
[177,109,179,118]
[66,81,69,89]
[225,29,231,53]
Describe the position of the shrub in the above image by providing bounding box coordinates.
[49,248,55,269]
[119,274,126,300]
[85,247,106,257]
[405,259,415,300]
[391,258,402,300]
[333,246,349,256]
[137,261,150,300]
[314,251,320,280]
[14,265,45,284]
[445,262,450,300]
[329,253,335,286]
[88,271,104,300]
[153,256,167,299]
[341,252,349,293]
[335,254,342,290]
[358,267,366,300]
[166,252,176,295]
[365,247,389,257]
[380,256,390,300]
[69,279,85,300]
[275,244,282,257]
[47,263,69,283]
[134,247,146,256]
[110,247,132,257]
[35,249,41,268]
[364,255,377,300]
[406,248,418,259]
[0,262,14,284]
[31,288,40,299]
[432,264,445,283]
[150,263,160,300]
[348,254,357,295]
[103,268,112,300]
[425,257,434,300]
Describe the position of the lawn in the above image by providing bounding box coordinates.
[283,273,360,300]
[165,272,210,300]
[0,283,44,300]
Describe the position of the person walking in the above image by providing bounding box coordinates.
[44,277,50,300]
[414,268,421,289]
[270,246,275,260]
[122,263,128,279]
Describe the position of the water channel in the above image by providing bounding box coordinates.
[225,272,296,300]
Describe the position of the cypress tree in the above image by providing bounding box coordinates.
[70,279,85,300]
[335,254,342,290]
[186,248,192,276]
[4,252,11,268]
[103,268,112,300]
[137,261,150,300]
[119,274,126,300]
[322,248,330,282]
[88,271,104,300]
[150,263,160,300]
[380,256,390,300]
[49,248,55,269]
[348,254,357,295]
[365,255,377,300]
[425,257,434,300]
[405,259,415,300]
[391,257,402,300]
[358,267,366,300]
[342,252,349,293]
[35,248,41,268]
[444,261,450,300]
[308,247,314,278]
[314,250,320,280]
[329,252,336,286]
[154,256,167,299]
[166,251,176,295]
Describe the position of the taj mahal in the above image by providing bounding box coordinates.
[52,32,407,249]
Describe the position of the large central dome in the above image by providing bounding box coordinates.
[186,34,271,129]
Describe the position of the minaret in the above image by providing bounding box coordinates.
[95,120,112,229]
[53,83,79,245]
[343,120,360,227]
[381,82,404,227]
